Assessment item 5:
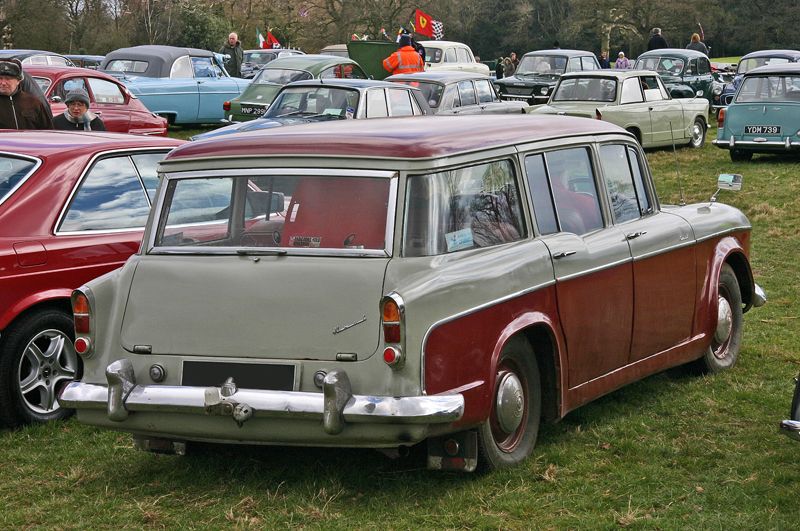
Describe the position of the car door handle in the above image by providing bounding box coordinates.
[553,250,576,259]
[94,111,102,115]
[625,231,647,240]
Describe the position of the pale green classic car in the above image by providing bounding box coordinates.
[528,69,709,149]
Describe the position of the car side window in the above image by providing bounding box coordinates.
[444,48,458,63]
[59,156,151,232]
[131,152,167,201]
[581,57,598,70]
[442,84,461,108]
[543,148,604,235]
[387,89,415,116]
[170,56,193,78]
[698,57,711,75]
[192,57,216,78]
[641,75,663,101]
[567,57,581,72]
[457,80,477,106]
[87,78,125,104]
[475,79,495,103]
[404,159,525,256]
[365,89,389,118]
[620,77,644,104]
[524,154,559,235]
[456,47,472,63]
[598,144,646,223]
[54,78,88,101]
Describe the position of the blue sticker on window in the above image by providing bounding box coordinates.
[445,228,474,252]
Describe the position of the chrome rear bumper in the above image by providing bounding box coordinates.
[712,137,800,150]
[59,359,464,435]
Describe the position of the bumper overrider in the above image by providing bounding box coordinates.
[59,359,464,441]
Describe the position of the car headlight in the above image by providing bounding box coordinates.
[713,85,723,96]
[540,87,548,95]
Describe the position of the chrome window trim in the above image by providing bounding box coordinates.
[162,168,397,180]
[0,152,42,208]
[420,279,556,394]
[53,147,173,236]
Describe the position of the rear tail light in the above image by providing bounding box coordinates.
[71,290,93,357]
[223,101,231,111]
[718,108,725,128]
[381,294,405,368]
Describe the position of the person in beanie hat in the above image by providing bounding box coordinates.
[53,88,106,131]
[0,58,53,130]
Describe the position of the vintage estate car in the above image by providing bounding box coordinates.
[417,40,491,76]
[192,79,430,141]
[527,70,709,148]
[386,71,528,114]
[780,375,800,442]
[59,115,765,471]
[65,54,105,70]
[100,45,251,125]
[241,49,305,79]
[634,48,717,105]
[718,49,800,108]
[494,49,601,105]
[0,131,183,428]
[27,66,168,136]
[713,63,800,161]
[0,49,75,67]
[224,54,367,122]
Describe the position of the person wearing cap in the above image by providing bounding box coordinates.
[0,59,53,130]
[615,51,630,69]
[382,33,424,75]
[52,88,106,131]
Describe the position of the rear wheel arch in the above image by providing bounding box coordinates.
[1,298,72,343]
[520,324,560,423]
[625,127,642,144]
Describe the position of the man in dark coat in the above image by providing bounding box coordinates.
[219,32,244,78]
[647,28,669,50]
[0,59,53,130]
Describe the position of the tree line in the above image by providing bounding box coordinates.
[1,0,797,61]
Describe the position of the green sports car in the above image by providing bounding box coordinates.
[224,54,367,122]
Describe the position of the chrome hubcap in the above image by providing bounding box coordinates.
[17,329,77,415]
[715,295,733,346]
[692,124,703,145]
[495,372,525,434]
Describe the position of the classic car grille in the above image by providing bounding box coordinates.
[504,86,534,96]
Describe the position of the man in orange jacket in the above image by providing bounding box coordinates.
[382,34,425,75]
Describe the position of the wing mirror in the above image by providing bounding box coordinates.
[710,173,743,203]
[695,90,704,98]
[50,95,62,103]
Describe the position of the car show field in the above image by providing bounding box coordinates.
[1,121,798,528]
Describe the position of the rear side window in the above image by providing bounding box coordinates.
[403,159,525,256]
[0,156,38,206]
[620,77,644,104]
[475,79,494,103]
[457,80,477,105]
[387,89,416,116]
[365,89,389,118]
[456,47,472,63]
[598,144,650,223]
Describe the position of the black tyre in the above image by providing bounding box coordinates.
[477,336,541,470]
[730,149,753,162]
[696,264,743,373]
[688,117,706,148]
[0,309,79,427]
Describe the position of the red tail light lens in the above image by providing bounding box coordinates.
[223,101,231,111]
[72,291,91,334]
[382,297,402,344]
[717,108,725,128]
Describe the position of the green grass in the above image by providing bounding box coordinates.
[2,125,799,528]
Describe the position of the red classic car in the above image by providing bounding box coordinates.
[0,131,183,427]
[26,66,168,136]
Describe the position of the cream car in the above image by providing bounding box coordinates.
[418,40,490,76]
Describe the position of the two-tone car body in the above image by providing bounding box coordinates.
[528,70,709,148]
[224,54,367,122]
[713,63,800,161]
[386,71,527,114]
[100,45,251,125]
[60,115,764,471]
[634,48,716,105]
[0,132,183,427]
[27,66,168,136]
[191,79,431,141]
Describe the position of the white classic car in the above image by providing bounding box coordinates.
[60,115,764,472]
[528,70,710,149]
[418,40,490,76]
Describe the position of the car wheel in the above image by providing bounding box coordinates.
[477,336,541,470]
[730,149,753,162]
[688,117,706,148]
[0,309,79,427]
[696,264,743,373]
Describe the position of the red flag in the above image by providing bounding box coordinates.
[266,31,281,49]
[415,9,434,38]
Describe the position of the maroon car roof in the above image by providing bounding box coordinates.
[0,130,182,157]
[24,65,122,84]
[167,115,624,162]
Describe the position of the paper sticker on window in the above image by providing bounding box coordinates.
[289,235,321,247]
[346,106,355,119]
[445,228,474,252]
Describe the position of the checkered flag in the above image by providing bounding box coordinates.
[431,20,444,40]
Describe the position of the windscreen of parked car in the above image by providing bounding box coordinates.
[265,86,359,119]
[244,52,278,65]
[0,155,38,206]
[516,55,568,75]
[737,56,791,74]
[552,77,616,102]
[635,57,684,75]
[255,68,313,84]
[403,159,525,257]
[391,80,443,107]
[105,59,148,74]
[154,174,392,255]
[736,75,800,103]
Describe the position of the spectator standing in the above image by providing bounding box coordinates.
[503,57,515,77]
[495,57,504,79]
[686,33,709,55]
[510,51,519,70]
[53,88,106,131]
[615,52,630,69]
[382,33,424,75]
[219,32,244,78]
[599,50,610,68]
[0,59,53,130]
[647,27,669,50]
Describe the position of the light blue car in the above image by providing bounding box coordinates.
[101,45,251,125]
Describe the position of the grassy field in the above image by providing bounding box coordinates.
[2,123,799,528]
